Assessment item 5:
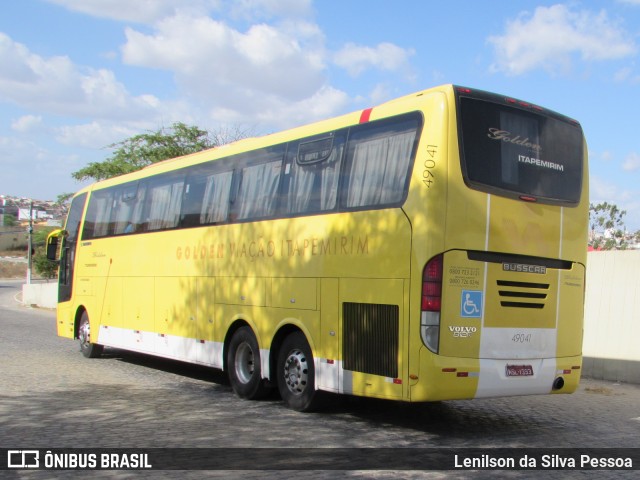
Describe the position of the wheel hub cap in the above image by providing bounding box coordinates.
[283,349,309,395]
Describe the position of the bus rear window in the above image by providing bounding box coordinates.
[457,96,584,205]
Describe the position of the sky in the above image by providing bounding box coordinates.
[1,0,640,231]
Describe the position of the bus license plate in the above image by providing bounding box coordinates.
[506,365,533,377]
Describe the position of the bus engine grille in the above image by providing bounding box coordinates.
[343,302,399,378]
[497,280,549,309]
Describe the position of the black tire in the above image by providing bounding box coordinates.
[277,331,321,412]
[78,311,103,358]
[227,326,271,399]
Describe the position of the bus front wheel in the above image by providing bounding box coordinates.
[227,326,271,400]
[78,311,103,358]
[277,331,321,412]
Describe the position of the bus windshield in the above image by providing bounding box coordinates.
[457,94,584,205]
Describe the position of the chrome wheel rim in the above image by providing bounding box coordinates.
[79,318,90,349]
[283,348,309,395]
[235,342,255,384]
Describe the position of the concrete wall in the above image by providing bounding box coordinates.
[583,251,640,384]
[22,282,57,309]
[0,226,27,250]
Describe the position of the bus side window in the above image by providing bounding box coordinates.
[141,173,185,231]
[342,117,420,209]
[199,170,233,225]
[83,189,115,239]
[284,134,344,216]
[112,183,139,235]
[128,183,147,233]
[232,145,285,221]
[180,174,208,228]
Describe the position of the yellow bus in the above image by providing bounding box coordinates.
[48,84,588,411]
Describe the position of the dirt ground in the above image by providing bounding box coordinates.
[0,251,28,278]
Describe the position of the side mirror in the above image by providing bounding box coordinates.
[46,230,64,261]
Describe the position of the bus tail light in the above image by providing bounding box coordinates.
[421,254,443,353]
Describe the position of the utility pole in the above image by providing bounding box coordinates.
[27,201,33,285]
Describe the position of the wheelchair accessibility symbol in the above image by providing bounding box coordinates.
[461,290,482,318]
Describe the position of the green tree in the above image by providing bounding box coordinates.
[2,213,17,226]
[32,227,59,280]
[33,249,58,279]
[589,202,628,250]
[72,122,230,182]
[55,192,74,204]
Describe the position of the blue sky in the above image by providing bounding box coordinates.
[1,0,640,231]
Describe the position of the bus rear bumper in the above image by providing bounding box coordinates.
[410,350,582,402]
[474,356,581,398]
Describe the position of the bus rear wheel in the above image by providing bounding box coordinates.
[78,311,103,358]
[277,331,321,412]
[227,326,271,400]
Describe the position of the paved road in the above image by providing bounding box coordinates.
[0,279,638,479]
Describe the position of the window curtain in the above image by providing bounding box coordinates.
[93,194,113,237]
[201,171,233,224]
[287,144,342,214]
[112,192,135,234]
[147,181,184,230]
[347,130,416,207]
[129,187,147,232]
[499,111,539,186]
[236,161,281,219]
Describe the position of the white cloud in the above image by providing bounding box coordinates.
[2,2,413,152]
[228,0,314,21]
[614,65,640,84]
[489,4,636,76]
[11,115,43,133]
[54,121,140,149]
[44,0,217,24]
[333,42,415,77]
[601,151,614,162]
[206,84,349,130]
[0,33,161,121]
[589,177,638,228]
[0,134,86,199]
[369,84,392,105]
[46,0,313,25]
[121,13,338,126]
[590,176,620,202]
[622,152,640,171]
[257,85,349,128]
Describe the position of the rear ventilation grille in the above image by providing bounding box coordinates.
[343,302,398,378]
[497,280,549,309]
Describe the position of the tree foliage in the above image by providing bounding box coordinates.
[72,122,252,182]
[33,248,58,279]
[32,227,59,280]
[55,192,74,206]
[2,214,17,226]
[589,202,628,250]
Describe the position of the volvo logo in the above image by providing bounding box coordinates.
[449,326,477,338]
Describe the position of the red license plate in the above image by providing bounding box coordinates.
[505,365,534,377]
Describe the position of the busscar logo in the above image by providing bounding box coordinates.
[502,262,546,275]
[8,450,39,468]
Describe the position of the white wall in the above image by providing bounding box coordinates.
[583,251,640,383]
[22,282,57,309]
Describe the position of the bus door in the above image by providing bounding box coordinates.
[57,193,87,304]
[46,193,88,338]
